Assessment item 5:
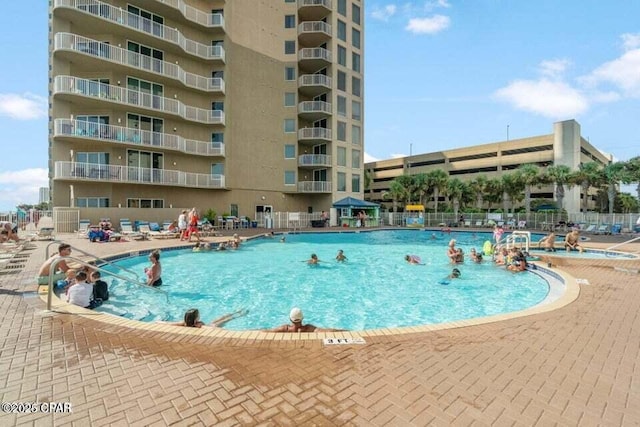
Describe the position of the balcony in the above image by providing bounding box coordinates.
[298,127,332,144]
[298,154,332,168]
[298,74,332,97]
[55,33,224,93]
[54,76,225,125]
[298,0,332,21]
[155,0,225,29]
[297,181,332,193]
[297,21,332,46]
[54,161,225,189]
[53,0,225,61]
[298,48,332,71]
[54,119,225,157]
[298,101,332,121]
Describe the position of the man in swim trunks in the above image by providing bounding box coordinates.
[37,243,72,285]
[265,308,345,333]
[564,229,584,253]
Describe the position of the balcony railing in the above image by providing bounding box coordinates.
[54,76,225,125]
[297,181,332,193]
[156,0,226,28]
[55,33,224,93]
[54,119,224,157]
[298,74,332,89]
[298,47,332,62]
[298,0,332,21]
[53,0,225,61]
[298,0,332,8]
[297,21,332,37]
[298,101,332,115]
[298,127,332,140]
[55,161,225,189]
[298,154,332,167]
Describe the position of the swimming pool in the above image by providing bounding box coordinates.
[99,230,556,331]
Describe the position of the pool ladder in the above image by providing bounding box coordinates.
[501,231,531,253]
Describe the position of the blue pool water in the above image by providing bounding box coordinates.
[99,230,553,331]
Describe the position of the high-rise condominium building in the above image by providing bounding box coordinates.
[49,0,364,220]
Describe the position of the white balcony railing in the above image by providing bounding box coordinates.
[297,181,332,193]
[55,33,224,93]
[298,74,332,88]
[298,154,332,167]
[54,119,224,157]
[54,161,225,189]
[298,0,332,8]
[53,0,225,61]
[297,21,332,37]
[298,47,332,62]
[298,101,332,115]
[298,127,332,140]
[54,76,225,125]
[156,0,226,28]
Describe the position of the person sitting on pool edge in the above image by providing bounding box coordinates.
[161,308,248,328]
[264,308,345,333]
[564,229,584,253]
[538,232,557,252]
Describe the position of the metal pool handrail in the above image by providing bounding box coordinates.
[46,256,168,310]
[605,235,640,254]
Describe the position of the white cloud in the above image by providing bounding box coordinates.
[0,93,47,120]
[581,48,640,97]
[621,33,640,51]
[390,153,408,158]
[0,168,48,211]
[539,59,571,79]
[371,4,397,21]
[364,152,380,163]
[406,14,450,34]
[494,79,589,118]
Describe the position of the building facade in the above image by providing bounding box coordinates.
[39,187,51,205]
[49,0,364,220]
[365,120,612,214]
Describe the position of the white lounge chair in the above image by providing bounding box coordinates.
[517,220,527,229]
[594,224,610,235]
[77,219,90,238]
[35,217,55,240]
[584,224,597,233]
[140,223,177,239]
[120,220,146,240]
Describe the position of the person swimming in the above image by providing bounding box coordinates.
[405,254,424,265]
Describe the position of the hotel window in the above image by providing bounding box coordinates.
[127,199,164,209]
[76,152,109,165]
[284,15,295,28]
[337,147,347,166]
[337,20,347,41]
[212,101,224,111]
[352,100,361,121]
[337,71,346,91]
[211,132,224,143]
[352,125,361,145]
[284,119,296,133]
[337,45,347,66]
[352,76,361,97]
[337,121,347,141]
[352,4,361,25]
[285,40,296,54]
[352,174,361,192]
[352,28,361,49]
[284,92,296,107]
[127,5,164,38]
[211,163,224,175]
[285,66,296,81]
[337,172,347,191]
[76,197,110,208]
[75,115,109,136]
[284,144,296,159]
[337,0,346,16]
[285,171,296,185]
[352,52,361,72]
[285,0,295,2]
[127,41,163,73]
[352,149,361,168]
[337,96,347,117]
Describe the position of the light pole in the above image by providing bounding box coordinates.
[507,124,510,141]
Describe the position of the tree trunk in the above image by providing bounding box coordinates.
[556,184,565,211]
[525,185,531,221]
[608,184,616,215]
[502,190,509,213]
[433,189,440,214]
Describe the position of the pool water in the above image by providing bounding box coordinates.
[99,230,552,331]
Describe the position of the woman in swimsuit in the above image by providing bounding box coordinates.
[145,250,162,286]
[161,308,248,328]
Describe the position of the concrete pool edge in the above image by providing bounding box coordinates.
[37,246,581,342]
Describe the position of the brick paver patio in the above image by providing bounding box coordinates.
[1,229,639,426]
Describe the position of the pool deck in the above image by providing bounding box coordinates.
[1,227,639,425]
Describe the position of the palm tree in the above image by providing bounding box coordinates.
[618,193,639,213]
[484,178,503,212]
[468,176,488,210]
[501,173,519,213]
[446,178,466,219]
[382,179,407,213]
[571,162,603,212]
[623,156,640,202]
[516,164,541,220]
[544,165,572,211]
[364,168,373,199]
[426,169,449,214]
[602,162,628,214]
[412,173,430,206]
[394,175,416,205]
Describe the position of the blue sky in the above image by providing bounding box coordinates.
[1,0,639,210]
